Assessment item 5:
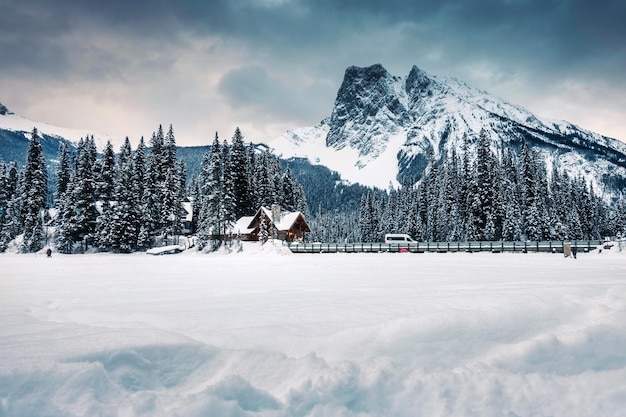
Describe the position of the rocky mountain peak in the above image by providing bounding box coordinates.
[270,64,626,196]
[405,65,435,97]
[326,64,408,158]
[0,102,9,115]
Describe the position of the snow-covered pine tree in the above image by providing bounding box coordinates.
[189,178,201,235]
[254,150,275,208]
[0,161,21,251]
[164,125,177,175]
[221,140,237,236]
[442,149,463,241]
[140,130,165,246]
[435,157,453,241]
[96,140,116,208]
[69,136,98,250]
[20,128,48,252]
[281,165,296,212]
[197,132,224,249]
[229,127,252,218]
[55,142,72,202]
[108,137,140,252]
[175,159,188,236]
[358,193,370,242]
[135,137,154,249]
[473,129,497,239]
[292,181,309,217]
[161,125,183,242]
[133,137,147,211]
[501,180,523,241]
[258,215,269,244]
[94,140,116,250]
[459,132,473,225]
[383,186,398,236]
[247,146,259,208]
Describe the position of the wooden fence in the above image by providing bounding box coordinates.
[288,240,604,254]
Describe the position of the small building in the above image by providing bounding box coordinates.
[232,205,311,243]
[181,200,193,235]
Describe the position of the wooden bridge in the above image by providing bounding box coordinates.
[288,240,604,254]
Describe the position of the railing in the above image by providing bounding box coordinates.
[288,240,604,254]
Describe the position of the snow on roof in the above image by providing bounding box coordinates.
[274,211,304,231]
[254,207,306,231]
[235,207,307,233]
[233,216,255,235]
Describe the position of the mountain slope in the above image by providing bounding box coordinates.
[269,64,626,195]
[0,102,113,165]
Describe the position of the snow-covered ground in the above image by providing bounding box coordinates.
[1,244,626,416]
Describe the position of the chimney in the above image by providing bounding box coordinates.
[271,204,281,224]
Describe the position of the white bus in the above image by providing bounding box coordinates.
[384,234,415,243]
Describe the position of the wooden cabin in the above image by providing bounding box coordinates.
[231,205,311,243]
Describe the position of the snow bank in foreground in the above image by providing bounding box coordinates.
[1,249,626,416]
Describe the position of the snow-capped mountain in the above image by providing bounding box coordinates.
[269,64,626,196]
[0,101,113,149]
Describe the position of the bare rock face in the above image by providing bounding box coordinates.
[289,64,626,194]
[0,102,9,115]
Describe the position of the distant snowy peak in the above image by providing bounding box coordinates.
[0,102,10,115]
[270,64,626,193]
[0,105,113,149]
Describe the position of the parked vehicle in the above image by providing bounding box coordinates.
[384,234,415,243]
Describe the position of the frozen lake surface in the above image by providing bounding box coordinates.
[1,245,626,416]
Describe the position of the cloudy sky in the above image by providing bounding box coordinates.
[1,0,624,146]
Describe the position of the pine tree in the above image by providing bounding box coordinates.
[474,129,497,239]
[198,133,224,248]
[141,130,166,246]
[221,141,237,235]
[281,166,297,212]
[96,140,116,207]
[109,137,140,252]
[258,215,269,244]
[134,137,152,249]
[0,161,21,251]
[229,127,252,217]
[55,142,72,202]
[20,128,48,252]
[94,140,117,250]
[133,137,147,210]
[69,136,98,249]
[255,150,275,207]
[161,125,184,242]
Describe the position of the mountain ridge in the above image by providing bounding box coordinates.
[269,64,626,196]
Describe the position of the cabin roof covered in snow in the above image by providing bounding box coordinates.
[249,207,308,232]
[234,216,255,234]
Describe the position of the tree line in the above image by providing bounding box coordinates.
[3,127,626,252]
[310,131,626,243]
[357,132,625,242]
[0,126,308,253]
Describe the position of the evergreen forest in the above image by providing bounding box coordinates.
[2,127,626,254]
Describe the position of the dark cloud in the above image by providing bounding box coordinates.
[4,0,624,76]
[0,0,624,142]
